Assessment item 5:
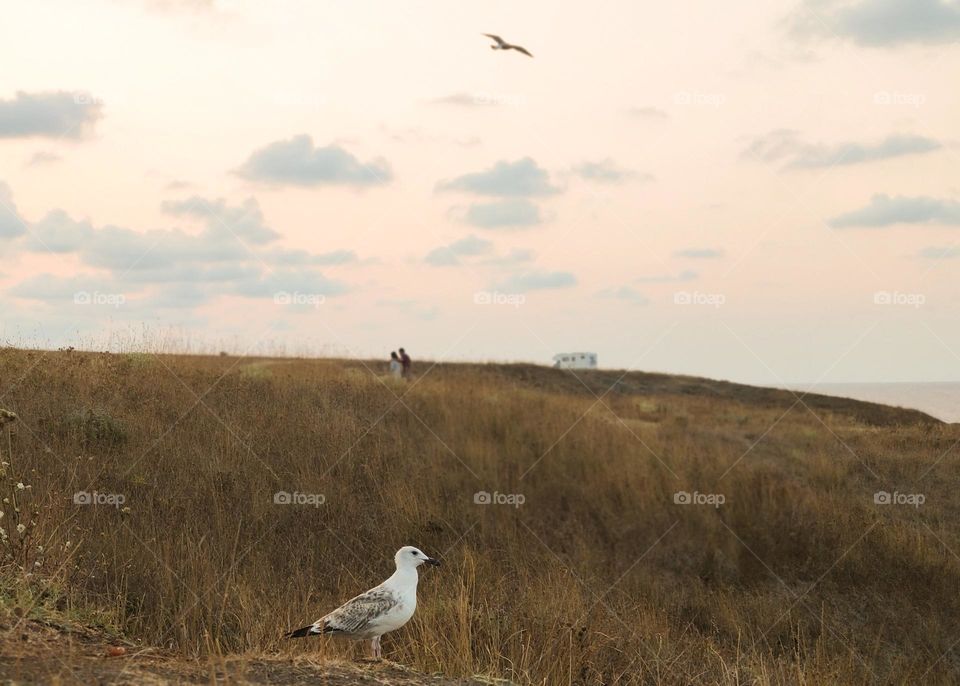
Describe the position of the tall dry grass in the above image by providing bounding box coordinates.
[0,347,957,684]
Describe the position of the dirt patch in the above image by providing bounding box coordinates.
[0,620,500,685]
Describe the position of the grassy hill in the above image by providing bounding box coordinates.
[0,347,956,684]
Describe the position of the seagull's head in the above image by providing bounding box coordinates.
[395,545,441,571]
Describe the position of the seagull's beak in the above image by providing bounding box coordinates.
[425,557,441,567]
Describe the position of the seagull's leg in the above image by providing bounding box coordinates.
[371,635,381,659]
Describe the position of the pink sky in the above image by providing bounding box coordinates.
[1,0,958,383]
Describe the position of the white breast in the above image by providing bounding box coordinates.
[369,586,417,636]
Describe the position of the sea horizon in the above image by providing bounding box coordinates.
[780,381,960,424]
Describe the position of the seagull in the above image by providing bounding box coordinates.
[285,546,441,659]
[483,34,533,58]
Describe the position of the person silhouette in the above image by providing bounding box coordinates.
[389,351,402,379]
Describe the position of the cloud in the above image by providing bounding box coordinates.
[596,286,650,305]
[237,135,392,187]
[27,210,95,252]
[24,197,291,270]
[480,248,535,266]
[233,267,347,298]
[8,274,122,302]
[26,151,61,166]
[634,270,698,283]
[438,158,560,198]
[919,246,960,259]
[572,160,652,184]
[462,199,544,229]
[674,248,723,258]
[431,93,478,106]
[790,0,960,46]
[628,106,670,120]
[0,182,27,238]
[495,270,577,293]
[830,194,960,228]
[269,248,359,266]
[6,186,352,309]
[425,235,494,266]
[72,224,244,272]
[161,196,280,244]
[744,130,941,169]
[430,91,525,108]
[0,91,102,139]
[164,179,195,191]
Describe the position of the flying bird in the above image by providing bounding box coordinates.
[483,34,533,58]
[285,546,441,659]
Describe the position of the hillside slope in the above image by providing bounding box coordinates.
[402,361,944,426]
[0,348,956,684]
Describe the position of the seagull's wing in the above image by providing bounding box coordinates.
[483,33,507,47]
[320,587,399,635]
[509,45,533,57]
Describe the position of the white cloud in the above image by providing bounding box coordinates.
[0,182,27,238]
[790,0,960,46]
[438,158,560,198]
[831,194,960,228]
[572,160,652,184]
[596,286,650,305]
[743,130,941,169]
[425,235,494,266]
[462,199,544,229]
[26,210,95,252]
[494,270,576,293]
[237,135,392,187]
[674,248,724,258]
[0,91,102,139]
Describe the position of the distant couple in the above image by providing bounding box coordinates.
[389,348,411,380]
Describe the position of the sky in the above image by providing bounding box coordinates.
[0,0,958,384]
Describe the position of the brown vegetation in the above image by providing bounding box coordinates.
[0,347,956,684]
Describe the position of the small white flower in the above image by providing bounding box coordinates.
[15,483,25,490]
[16,524,26,535]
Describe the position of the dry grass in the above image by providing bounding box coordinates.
[0,347,957,684]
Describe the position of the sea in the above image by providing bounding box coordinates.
[780,383,960,424]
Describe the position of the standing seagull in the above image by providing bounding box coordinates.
[483,34,533,57]
[286,546,441,659]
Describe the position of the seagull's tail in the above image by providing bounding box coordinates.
[285,623,322,639]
